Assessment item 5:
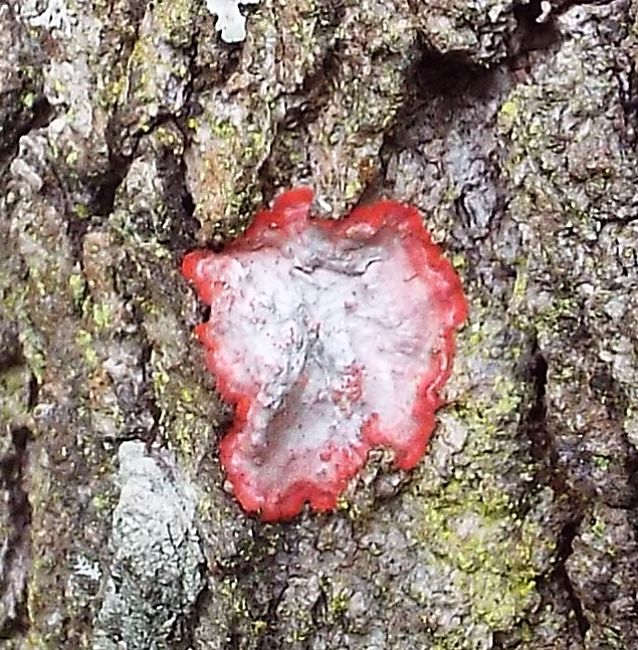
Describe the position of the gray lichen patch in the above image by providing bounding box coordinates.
[94,441,205,650]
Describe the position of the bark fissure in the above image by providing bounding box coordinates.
[0,426,32,641]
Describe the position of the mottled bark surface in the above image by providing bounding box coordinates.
[1,0,637,648]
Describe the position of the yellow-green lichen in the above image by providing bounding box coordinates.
[75,329,98,367]
[150,351,219,462]
[251,619,268,636]
[0,364,32,424]
[22,91,36,109]
[154,0,197,47]
[326,586,350,619]
[18,323,46,383]
[209,117,238,141]
[91,489,117,514]
[91,302,114,331]
[410,314,544,642]
[68,273,86,307]
[418,479,539,633]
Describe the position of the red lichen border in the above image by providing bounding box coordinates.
[183,188,468,520]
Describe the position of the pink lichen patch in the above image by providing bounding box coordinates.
[182,188,467,521]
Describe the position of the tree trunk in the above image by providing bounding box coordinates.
[2,0,637,648]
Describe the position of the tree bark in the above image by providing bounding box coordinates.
[1,0,637,648]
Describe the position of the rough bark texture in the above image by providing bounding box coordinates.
[1,1,637,649]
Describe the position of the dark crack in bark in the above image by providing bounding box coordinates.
[0,426,32,641]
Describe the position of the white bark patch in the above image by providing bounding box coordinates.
[205,0,260,43]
